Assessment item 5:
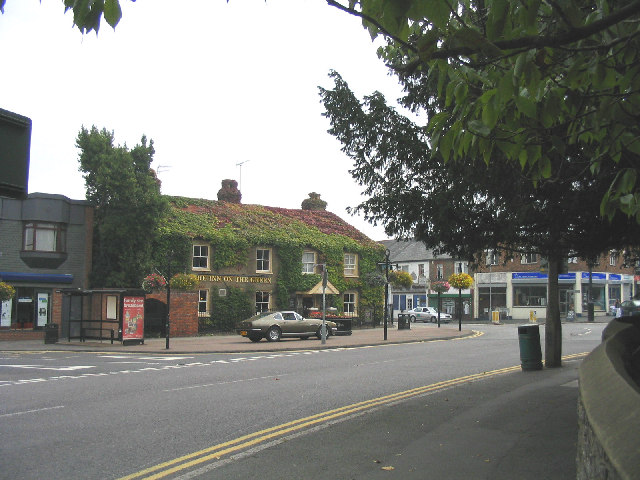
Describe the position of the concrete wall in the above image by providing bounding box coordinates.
[577,319,640,480]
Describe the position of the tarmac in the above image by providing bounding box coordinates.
[0,322,589,479]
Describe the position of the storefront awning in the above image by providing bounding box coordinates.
[302,281,340,295]
[0,271,73,284]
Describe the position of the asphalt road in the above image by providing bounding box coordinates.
[0,322,605,479]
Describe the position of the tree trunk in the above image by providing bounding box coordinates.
[545,255,562,367]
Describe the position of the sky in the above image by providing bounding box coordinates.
[0,0,405,241]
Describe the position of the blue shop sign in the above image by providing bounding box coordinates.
[581,272,606,281]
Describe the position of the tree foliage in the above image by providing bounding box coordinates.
[77,126,168,288]
[328,0,640,221]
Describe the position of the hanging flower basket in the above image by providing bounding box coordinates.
[142,273,167,292]
[170,273,199,291]
[430,280,450,294]
[448,273,473,290]
[0,282,15,302]
[388,270,414,289]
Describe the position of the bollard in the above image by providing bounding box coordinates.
[517,324,543,371]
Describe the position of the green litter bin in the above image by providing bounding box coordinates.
[518,324,543,371]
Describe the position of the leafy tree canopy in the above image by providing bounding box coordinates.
[77,126,168,287]
[327,0,640,221]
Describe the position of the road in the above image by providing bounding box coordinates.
[0,322,605,479]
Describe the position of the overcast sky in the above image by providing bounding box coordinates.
[1,0,405,240]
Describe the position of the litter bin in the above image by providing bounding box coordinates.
[44,323,59,344]
[517,324,542,371]
[397,313,410,330]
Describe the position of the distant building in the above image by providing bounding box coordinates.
[0,193,93,336]
[380,240,472,319]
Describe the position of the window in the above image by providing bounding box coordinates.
[256,248,271,273]
[302,251,316,274]
[418,264,425,277]
[344,253,358,277]
[256,291,270,312]
[192,245,209,270]
[522,253,538,264]
[610,252,619,266]
[486,250,498,266]
[513,286,547,306]
[568,257,578,264]
[456,262,468,274]
[198,290,208,316]
[23,222,65,252]
[436,264,444,279]
[343,292,357,315]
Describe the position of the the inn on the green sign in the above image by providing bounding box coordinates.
[156,180,385,328]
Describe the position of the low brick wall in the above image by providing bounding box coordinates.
[0,329,45,341]
[577,319,640,480]
[145,291,198,337]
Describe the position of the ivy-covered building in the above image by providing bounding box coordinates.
[156,182,385,330]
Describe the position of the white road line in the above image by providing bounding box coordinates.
[163,374,290,392]
[0,405,64,418]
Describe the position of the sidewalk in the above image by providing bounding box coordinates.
[0,324,473,354]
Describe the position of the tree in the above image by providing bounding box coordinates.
[77,126,168,288]
[320,72,640,367]
[327,0,640,221]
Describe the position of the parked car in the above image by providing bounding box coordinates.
[619,300,640,317]
[406,306,452,323]
[235,311,338,342]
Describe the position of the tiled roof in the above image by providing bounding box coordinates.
[167,196,379,247]
[380,239,452,262]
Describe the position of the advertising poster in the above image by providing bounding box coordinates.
[122,296,144,341]
[1,299,11,327]
[37,293,48,327]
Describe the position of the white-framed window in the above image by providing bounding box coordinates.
[486,250,498,266]
[256,248,271,273]
[343,292,357,315]
[568,257,578,264]
[407,298,413,310]
[418,264,425,277]
[192,245,209,270]
[610,252,619,266]
[436,264,444,279]
[522,253,538,264]
[256,291,270,312]
[456,262,468,274]
[23,222,66,252]
[302,251,316,274]
[344,253,358,277]
[400,265,409,272]
[198,289,208,316]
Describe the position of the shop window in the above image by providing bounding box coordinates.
[23,222,66,252]
[256,248,271,273]
[521,253,538,264]
[344,253,358,277]
[302,251,316,274]
[198,289,208,317]
[513,286,547,306]
[192,245,209,270]
[256,291,270,312]
[343,292,357,315]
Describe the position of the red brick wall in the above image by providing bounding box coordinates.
[146,291,198,337]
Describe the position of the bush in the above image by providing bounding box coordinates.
[170,273,199,290]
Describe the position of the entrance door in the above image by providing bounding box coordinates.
[559,289,574,316]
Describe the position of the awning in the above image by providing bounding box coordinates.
[301,281,340,295]
[0,271,73,284]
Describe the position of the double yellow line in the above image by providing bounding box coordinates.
[119,353,588,480]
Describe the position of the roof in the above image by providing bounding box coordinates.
[380,239,452,262]
[165,196,381,248]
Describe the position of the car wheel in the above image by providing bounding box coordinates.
[431,316,437,323]
[409,315,416,322]
[266,326,281,342]
[248,334,262,342]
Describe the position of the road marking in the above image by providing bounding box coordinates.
[0,364,95,371]
[118,352,590,480]
[0,405,64,418]
[162,374,290,392]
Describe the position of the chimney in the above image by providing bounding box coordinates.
[217,179,242,203]
[301,192,327,211]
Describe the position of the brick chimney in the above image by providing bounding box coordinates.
[217,179,241,203]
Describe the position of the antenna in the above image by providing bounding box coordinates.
[236,160,250,192]
[157,165,172,174]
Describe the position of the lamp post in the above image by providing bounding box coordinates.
[165,251,173,350]
[322,265,327,345]
[378,249,397,341]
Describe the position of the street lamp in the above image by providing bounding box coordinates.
[378,249,398,341]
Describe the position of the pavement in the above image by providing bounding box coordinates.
[0,323,474,353]
[0,322,589,479]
